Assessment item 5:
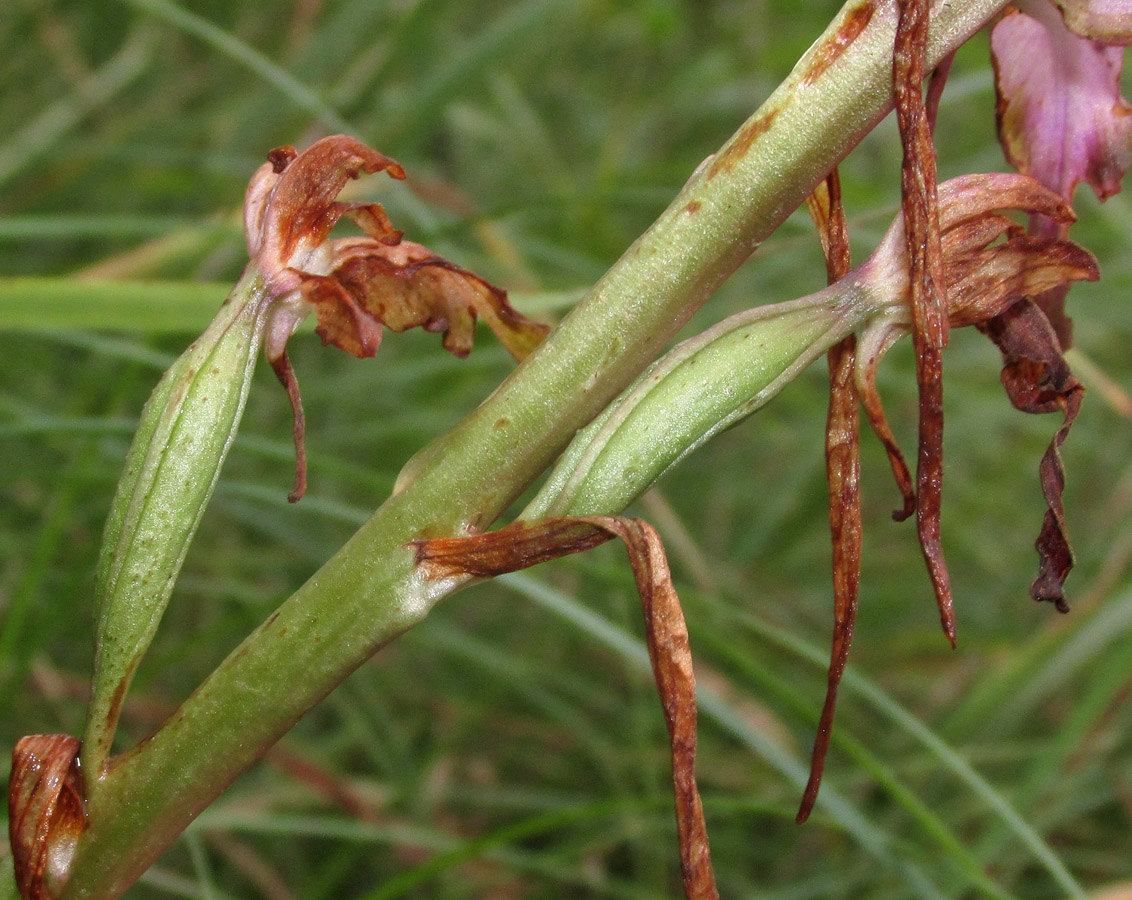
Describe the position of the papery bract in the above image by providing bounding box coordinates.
[415,518,717,900]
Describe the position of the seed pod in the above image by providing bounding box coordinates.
[85,274,269,784]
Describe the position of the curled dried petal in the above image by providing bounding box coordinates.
[9,735,85,900]
[301,243,547,363]
[979,299,1084,609]
[251,136,406,270]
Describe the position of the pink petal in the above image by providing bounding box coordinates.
[993,2,1132,203]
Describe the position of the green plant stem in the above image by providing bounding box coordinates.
[58,1,1009,896]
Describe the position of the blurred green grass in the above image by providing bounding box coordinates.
[2,1,1131,898]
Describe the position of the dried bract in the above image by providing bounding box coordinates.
[416,518,717,900]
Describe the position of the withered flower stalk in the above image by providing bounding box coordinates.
[798,172,861,824]
[894,0,955,647]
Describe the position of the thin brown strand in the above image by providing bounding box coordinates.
[414,517,718,899]
[894,0,956,647]
[855,349,917,520]
[268,350,308,503]
[798,170,860,823]
[798,336,862,824]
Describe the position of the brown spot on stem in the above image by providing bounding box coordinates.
[801,2,875,87]
[707,109,778,178]
[683,201,702,215]
[493,417,510,430]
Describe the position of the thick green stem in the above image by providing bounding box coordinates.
[59,1,1008,896]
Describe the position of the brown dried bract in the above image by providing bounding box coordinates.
[798,172,863,824]
[242,135,549,501]
[894,0,956,646]
[415,517,718,900]
[9,734,85,900]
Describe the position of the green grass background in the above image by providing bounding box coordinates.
[2,1,1131,897]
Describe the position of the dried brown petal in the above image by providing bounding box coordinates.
[945,234,1099,327]
[978,299,1084,610]
[302,243,547,363]
[9,734,85,900]
[257,136,406,264]
[415,517,718,900]
[243,136,550,501]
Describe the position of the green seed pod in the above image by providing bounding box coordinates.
[526,286,865,519]
[84,270,269,785]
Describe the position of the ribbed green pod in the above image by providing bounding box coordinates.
[525,284,869,519]
[84,269,269,785]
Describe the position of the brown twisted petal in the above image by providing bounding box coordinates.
[979,299,1085,611]
[302,240,548,363]
[9,735,85,900]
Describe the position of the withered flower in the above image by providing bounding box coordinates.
[243,135,549,500]
[798,171,1099,821]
